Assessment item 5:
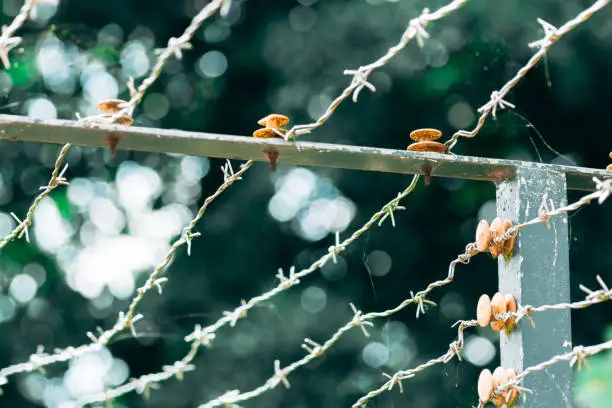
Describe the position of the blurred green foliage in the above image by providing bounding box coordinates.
[0,0,611,407]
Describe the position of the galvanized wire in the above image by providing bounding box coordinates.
[0,159,252,384]
[491,339,612,401]
[445,0,611,151]
[0,143,71,249]
[111,0,230,121]
[0,0,36,68]
[352,177,612,407]
[0,0,239,385]
[284,0,471,139]
[198,242,479,408]
[70,175,420,405]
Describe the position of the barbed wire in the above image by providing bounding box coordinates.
[0,0,239,386]
[70,149,612,405]
[196,173,612,407]
[75,175,612,405]
[0,0,37,69]
[284,0,470,140]
[70,175,421,405]
[0,0,67,247]
[351,177,611,407]
[483,338,612,408]
[197,241,480,408]
[357,273,612,408]
[0,159,252,385]
[495,275,612,329]
[445,0,611,151]
[110,0,231,122]
[3,0,610,406]
[0,143,71,250]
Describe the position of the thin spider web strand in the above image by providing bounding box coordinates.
[285,0,470,139]
[445,0,611,151]
[73,175,421,404]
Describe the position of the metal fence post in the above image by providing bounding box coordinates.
[496,168,573,407]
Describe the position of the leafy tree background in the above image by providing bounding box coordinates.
[0,0,611,407]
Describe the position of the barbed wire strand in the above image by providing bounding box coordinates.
[0,159,252,384]
[356,273,612,408]
[111,0,230,121]
[196,175,612,408]
[73,164,612,404]
[445,0,611,151]
[284,0,470,140]
[0,143,71,249]
[197,242,481,408]
[351,178,612,407]
[0,0,238,384]
[71,175,421,405]
[0,0,37,69]
[484,338,612,408]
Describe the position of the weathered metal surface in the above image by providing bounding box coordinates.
[496,168,573,407]
[0,114,609,191]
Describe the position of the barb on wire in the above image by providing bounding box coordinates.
[0,0,38,69]
[358,274,612,408]
[352,178,612,407]
[0,143,71,249]
[70,174,611,405]
[494,275,612,329]
[0,160,252,385]
[69,175,421,405]
[109,0,230,123]
[492,176,612,247]
[198,241,479,408]
[445,0,610,151]
[284,0,470,139]
[489,339,612,405]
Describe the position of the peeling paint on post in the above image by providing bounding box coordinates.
[496,168,573,407]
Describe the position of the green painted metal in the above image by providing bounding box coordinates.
[0,114,609,191]
[496,168,573,408]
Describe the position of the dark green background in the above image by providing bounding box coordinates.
[0,0,611,407]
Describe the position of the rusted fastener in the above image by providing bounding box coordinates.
[476,291,518,334]
[407,128,445,185]
[478,366,519,407]
[253,114,289,172]
[97,99,134,155]
[474,218,516,259]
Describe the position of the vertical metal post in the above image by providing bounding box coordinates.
[496,168,573,407]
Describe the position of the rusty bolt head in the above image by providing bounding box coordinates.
[489,217,505,258]
[477,368,494,403]
[477,294,492,327]
[491,292,507,315]
[501,220,516,258]
[111,114,134,126]
[98,99,128,113]
[491,367,510,407]
[406,141,446,153]
[257,114,289,130]
[504,294,517,332]
[490,292,507,332]
[504,368,519,406]
[253,128,280,138]
[475,220,491,252]
[409,128,442,142]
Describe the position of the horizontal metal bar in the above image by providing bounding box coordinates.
[0,114,609,191]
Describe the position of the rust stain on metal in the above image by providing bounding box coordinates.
[104,132,123,156]
[263,149,279,172]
